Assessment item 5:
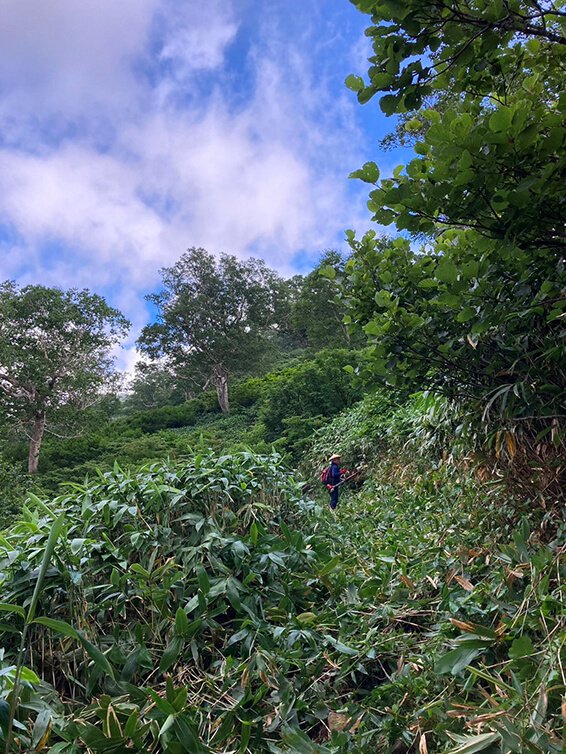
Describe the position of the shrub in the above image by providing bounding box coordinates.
[260,349,364,438]
[0,455,30,527]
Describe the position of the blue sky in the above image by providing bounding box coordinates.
[0,0,405,370]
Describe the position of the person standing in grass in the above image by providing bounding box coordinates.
[327,453,342,510]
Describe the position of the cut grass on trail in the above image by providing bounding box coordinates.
[310,476,564,752]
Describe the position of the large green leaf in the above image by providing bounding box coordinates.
[80,636,115,679]
[25,513,65,625]
[172,714,209,753]
[32,617,80,639]
[159,636,184,673]
[0,603,25,619]
[445,731,501,753]
[435,644,484,675]
[488,107,512,132]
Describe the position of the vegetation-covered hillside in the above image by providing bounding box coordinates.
[0,440,562,753]
[0,348,364,505]
[0,0,564,752]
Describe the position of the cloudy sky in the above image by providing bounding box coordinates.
[0,0,402,368]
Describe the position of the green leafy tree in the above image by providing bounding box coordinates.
[347,1,565,246]
[260,349,364,440]
[125,362,188,411]
[344,232,564,426]
[291,251,354,351]
[0,282,130,474]
[343,0,566,473]
[268,274,306,352]
[138,248,285,413]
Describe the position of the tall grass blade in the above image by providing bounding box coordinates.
[4,513,65,754]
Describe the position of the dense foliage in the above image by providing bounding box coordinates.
[347,0,565,247]
[0,284,129,474]
[125,363,188,412]
[289,252,354,352]
[0,447,562,753]
[342,0,565,495]
[0,349,363,501]
[0,455,30,527]
[0,4,564,752]
[340,233,564,497]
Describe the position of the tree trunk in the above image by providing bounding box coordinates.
[211,365,230,413]
[28,411,46,474]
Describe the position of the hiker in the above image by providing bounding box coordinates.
[326,453,343,510]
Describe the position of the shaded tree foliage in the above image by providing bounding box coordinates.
[0,453,30,526]
[0,283,129,473]
[125,362,189,411]
[260,349,364,438]
[291,251,353,351]
[344,0,565,489]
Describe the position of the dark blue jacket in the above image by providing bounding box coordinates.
[329,461,341,485]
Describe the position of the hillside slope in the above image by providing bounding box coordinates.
[0,443,562,753]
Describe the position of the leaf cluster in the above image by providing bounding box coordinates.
[343,2,566,491]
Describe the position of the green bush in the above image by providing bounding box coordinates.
[12,351,365,488]
[0,455,30,527]
[229,377,266,408]
[38,434,113,471]
[304,389,406,472]
[260,349,364,438]
[128,393,218,433]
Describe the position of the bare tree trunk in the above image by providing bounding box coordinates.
[28,411,46,474]
[211,365,230,413]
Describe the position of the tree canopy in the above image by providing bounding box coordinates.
[290,251,354,351]
[347,1,565,242]
[125,362,188,411]
[0,282,129,473]
[137,248,286,413]
[343,0,565,467]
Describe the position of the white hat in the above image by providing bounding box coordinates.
[329,453,341,461]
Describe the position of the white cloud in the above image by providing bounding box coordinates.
[0,0,241,137]
[0,0,159,135]
[0,0,372,355]
[0,145,171,287]
[111,343,142,381]
[350,31,373,77]
[159,0,238,75]
[122,105,318,265]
